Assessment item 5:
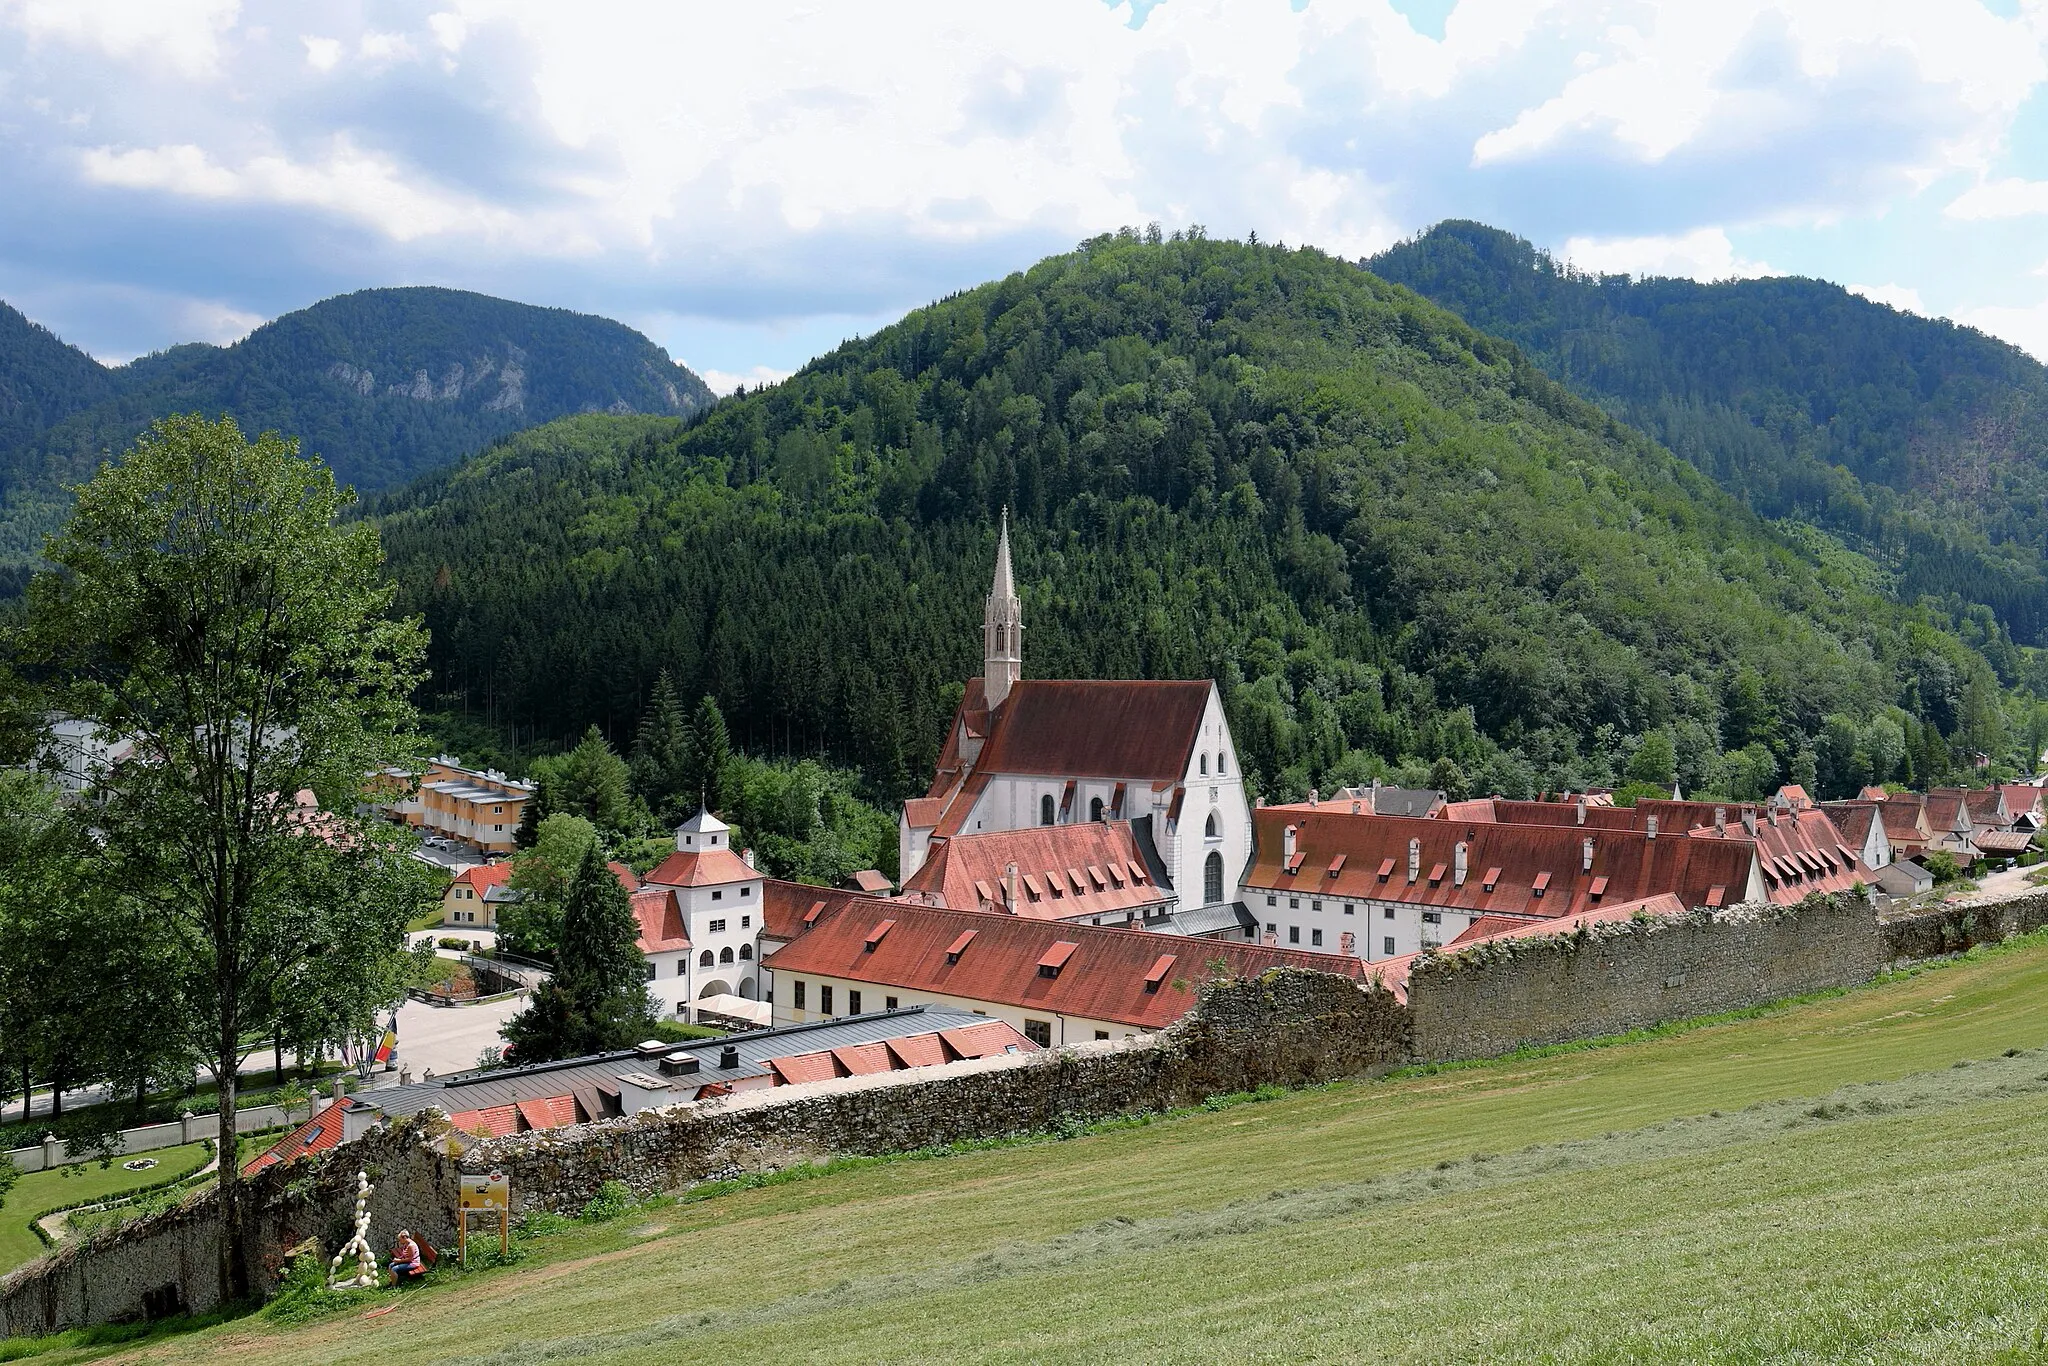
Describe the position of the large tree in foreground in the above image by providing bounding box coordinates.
[17,414,427,1304]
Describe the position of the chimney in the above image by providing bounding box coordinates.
[719,1043,740,1069]
[1453,842,1468,887]
[1351,799,1362,815]
[1581,837,1594,872]
[1766,808,1778,828]
[1308,788,1319,807]
[1645,815,1658,840]
[1575,799,1587,826]
[1741,809,1757,837]
[742,847,756,868]
[1004,862,1019,908]
[1282,825,1297,861]
[1407,838,1421,883]
[1714,806,1726,835]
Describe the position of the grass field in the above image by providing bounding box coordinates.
[40,932,2048,1364]
[0,1142,213,1275]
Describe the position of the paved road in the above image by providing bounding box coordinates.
[1950,860,2042,906]
[376,990,529,1083]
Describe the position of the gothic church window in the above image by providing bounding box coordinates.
[1200,754,1209,775]
[1091,797,1104,822]
[1204,850,1224,905]
[1041,794,1055,826]
[1204,811,1219,839]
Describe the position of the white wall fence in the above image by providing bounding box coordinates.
[3,1101,301,1174]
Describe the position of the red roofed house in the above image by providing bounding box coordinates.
[898,821,1174,928]
[763,900,1367,1047]
[441,860,517,929]
[635,808,766,1019]
[900,513,1251,923]
[1241,808,1768,962]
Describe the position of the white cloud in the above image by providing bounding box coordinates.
[2,0,240,77]
[1959,300,2048,362]
[175,297,263,345]
[300,35,340,71]
[694,364,794,395]
[1558,227,1775,281]
[1848,283,1925,315]
[357,30,416,64]
[79,137,551,246]
[1946,176,2048,220]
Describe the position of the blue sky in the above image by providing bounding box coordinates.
[3,0,2048,390]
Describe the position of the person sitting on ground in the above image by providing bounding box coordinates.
[389,1229,425,1284]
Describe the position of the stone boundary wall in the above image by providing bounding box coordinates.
[0,1120,455,1340]
[1404,896,1886,1063]
[0,888,1975,1336]
[1880,890,2048,961]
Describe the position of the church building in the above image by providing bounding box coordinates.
[899,514,1254,933]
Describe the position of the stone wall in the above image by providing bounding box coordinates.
[1880,890,2048,961]
[0,1118,455,1340]
[1403,895,1886,1063]
[472,970,1412,1214]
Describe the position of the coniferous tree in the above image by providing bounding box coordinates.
[688,696,732,813]
[630,670,694,826]
[502,843,653,1062]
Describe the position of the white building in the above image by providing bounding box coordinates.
[900,513,1253,927]
[632,809,766,1020]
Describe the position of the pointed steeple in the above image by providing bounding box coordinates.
[983,508,1023,709]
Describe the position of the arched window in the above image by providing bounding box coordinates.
[698,950,714,968]
[1218,752,1228,774]
[1204,851,1224,906]
[719,946,735,964]
[739,943,753,960]
[1041,794,1055,826]
[1090,797,1104,822]
[1200,753,1209,775]
[1204,811,1219,839]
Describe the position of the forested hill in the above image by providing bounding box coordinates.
[0,287,715,575]
[371,232,2039,808]
[1368,221,2048,644]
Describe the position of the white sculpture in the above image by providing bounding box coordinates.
[327,1170,380,1290]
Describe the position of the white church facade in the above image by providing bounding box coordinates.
[899,514,1255,934]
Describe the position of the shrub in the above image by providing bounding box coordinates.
[438,936,471,950]
[263,1251,373,1326]
[580,1180,634,1222]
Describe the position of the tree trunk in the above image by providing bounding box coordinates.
[216,1016,248,1305]
[273,1030,283,1086]
[48,1073,60,1120]
[19,1058,28,1122]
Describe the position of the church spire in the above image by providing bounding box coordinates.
[984,508,1023,709]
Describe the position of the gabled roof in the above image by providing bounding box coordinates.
[1246,809,1759,917]
[848,870,894,895]
[901,822,1171,921]
[449,862,516,896]
[607,861,640,892]
[1369,895,1688,1003]
[1681,806,1872,902]
[242,1098,354,1174]
[763,902,1367,1030]
[758,878,894,942]
[630,887,690,954]
[973,679,1212,781]
[644,845,759,888]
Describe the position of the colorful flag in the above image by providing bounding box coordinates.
[373,1029,397,1065]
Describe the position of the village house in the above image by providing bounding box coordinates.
[441,862,517,928]
[1241,806,1768,962]
[244,1006,1034,1170]
[631,808,766,1021]
[761,900,1366,1046]
[368,757,533,856]
[900,514,1252,929]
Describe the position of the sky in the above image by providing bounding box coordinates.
[4,0,2048,391]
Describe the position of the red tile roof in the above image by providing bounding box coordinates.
[901,822,1170,921]
[762,1020,1037,1082]
[243,1098,354,1174]
[942,1021,1035,1058]
[972,679,1213,782]
[759,878,894,942]
[886,1034,948,1069]
[631,887,690,954]
[1247,809,1760,917]
[645,846,759,888]
[763,902,1368,1030]
[608,861,641,892]
[449,862,516,896]
[849,870,894,894]
[1677,806,1872,901]
[515,1096,581,1130]
[450,1104,521,1138]
[770,1052,839,1085]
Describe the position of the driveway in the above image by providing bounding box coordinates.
[1949,860,2042,906]
[376,990,529,1083]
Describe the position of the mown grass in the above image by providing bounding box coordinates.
[50,932,2048,1363]
[0,1143,213,1276]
